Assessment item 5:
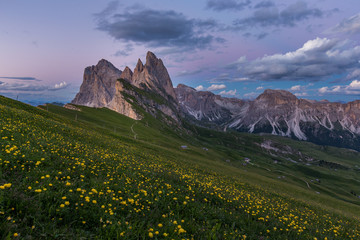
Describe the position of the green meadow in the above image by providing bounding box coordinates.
[1,95,360,239]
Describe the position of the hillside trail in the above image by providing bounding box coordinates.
[274,170,311,189]
[131,122,138,139]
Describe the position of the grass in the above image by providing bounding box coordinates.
[1,95,360,239]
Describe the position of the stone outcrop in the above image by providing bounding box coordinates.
[71,52,179,122]
[130,52,177,101]
[175,84,244,125]
[72,59,122,108]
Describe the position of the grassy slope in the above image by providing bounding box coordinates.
[43,103,360,216]
[1,95,360,239]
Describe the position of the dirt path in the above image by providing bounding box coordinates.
[131,122,138,140]
[274,170,311,189]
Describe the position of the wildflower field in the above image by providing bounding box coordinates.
[1,96,360,239]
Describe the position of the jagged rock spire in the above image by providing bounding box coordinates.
[120,66,133,82]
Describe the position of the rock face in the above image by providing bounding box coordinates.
[176,87,360,151]
[72,59,122,108]
[72,52,180,122]
[120,66,133,82]
[131,52,177,101]
[175,84,244,125]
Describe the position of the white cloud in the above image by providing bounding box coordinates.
[349,80,360,89]
[49,81,68,91]
[318,80,360,95]
[319,86,329,94]
[207,84,226,91]
[54,81,68,89]
[195,85,204,91]
[232,77,250,82]
[294,92,308,97]
[219,89,237,96]
[290,85,302,91]
[235,37,360,82]
[235,56,247,64]
[256,86,264,91]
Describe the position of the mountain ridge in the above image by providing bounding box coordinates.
[177,86,360,150]
[71,52,360,151]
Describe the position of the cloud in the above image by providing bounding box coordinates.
[0,81,68,92]
[254,1,275,9]
[349,80,360,89]
[49,81,68,91]
[318,80,360,95]
[219,89,237,96]
[256,86,264,91]
[0,82,48,92]
[96,6,222,53]
[206,0,251,12]
[347,69,360,80]
[236,37,360,82]
[195,85,204,91]
[327,13,360,35]
[114,44,134,57]
[114,50,131,57]
[290,85,302,91]
[294,92,308,97]
[207,84,226,91]
[225,56,247,70]
[176,69,203,77]
[233,1,323,29]
[288,84,314,96]
[209,73,231,83]
[232,77,250,82]
[94,1,120,20]
[208,72,251,83]
[0,77,41,81]
[318,86,329,94]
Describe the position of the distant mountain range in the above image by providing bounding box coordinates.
[71,51,360,151]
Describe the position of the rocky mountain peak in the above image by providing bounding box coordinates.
[145,51,158,68]
[72,59,122,108]
[256,89,298,105]
[132,59,144,86]
[95,59,119,73]
[132,51,177,100]
[96,58,112,66]
[176,84,196,92]
[144,51,166,76]
[134,59,144,74]
[120,66,133,82]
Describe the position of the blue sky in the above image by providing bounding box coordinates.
[1,0,360,105]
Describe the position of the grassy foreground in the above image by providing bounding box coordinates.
[1,95,360,239]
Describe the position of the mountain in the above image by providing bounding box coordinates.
[177,87,360,151]
[175,84,245,126]
[71,51,360,151]
[72,51,180,122]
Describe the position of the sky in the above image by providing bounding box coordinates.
[1,0,360,105]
